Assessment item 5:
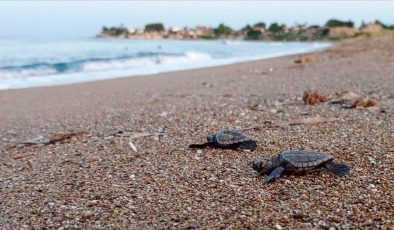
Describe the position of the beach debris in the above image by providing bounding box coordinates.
[286,116,335,126]
[128,140,138,152]
[330,91,379,109]
[22,135,51,145]
[294,54,315,64]
[353,98,379,109]
[303,90,327,105]
[292,54,315,69]
[189,129,257,151]
[10,131,89,148]
[330,90,361,107]
[48,131,89,144]
[251,150,351,183]
[240,116,336,131]
[303,54,315,63]
[105,130,166,139]
[336,90,361,100]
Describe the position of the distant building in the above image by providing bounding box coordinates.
[167,27,187,39]
[169,27,182,34]
[128,28,136,34]
[361,23,383,34]
[195,26,214,37]
[304,26,323,36]
[186,29,197,39]
[329,26,359,37]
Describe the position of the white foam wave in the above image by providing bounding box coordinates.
[0,67,57,79]
[81,52,212,72]
[0,39,331,90]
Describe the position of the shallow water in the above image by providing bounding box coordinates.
[0,38,330,90]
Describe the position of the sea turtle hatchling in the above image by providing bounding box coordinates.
[189,129,257,151]
[251,150,351,183]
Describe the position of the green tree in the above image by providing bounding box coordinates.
[307,25,321,29]
[144,23,165,32]
[214,23,233,37]
[246,29,262,40]
[374,20,394,30]
[102,26,109,32]
[253,22,266,29]
[325,19,354,28]
[268,23,285,33]
[242,24,253,32]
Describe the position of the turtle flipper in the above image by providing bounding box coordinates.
[323,161,351,176]
[264,166,284,183]
[239,140,257,151]
[189,143,210,149]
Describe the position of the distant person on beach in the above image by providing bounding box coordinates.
[156,45,162,64]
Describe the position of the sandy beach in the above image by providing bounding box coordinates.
[0,35,393,229]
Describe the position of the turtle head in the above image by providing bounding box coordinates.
[207,134,216,143]
[250,157,272,173]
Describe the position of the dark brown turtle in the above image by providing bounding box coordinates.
[189,129,257,151]
[251,150,351,183]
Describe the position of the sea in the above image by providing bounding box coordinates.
[0,38,330,90]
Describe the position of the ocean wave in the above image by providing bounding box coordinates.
[0,51,211,78]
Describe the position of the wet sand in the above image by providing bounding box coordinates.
[0,35,393,229]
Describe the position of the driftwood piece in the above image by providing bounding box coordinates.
[105,130,166,139]
[239,117,337,131]
[8,131,89,148]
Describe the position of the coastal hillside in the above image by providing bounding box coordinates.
[97,19,394,41]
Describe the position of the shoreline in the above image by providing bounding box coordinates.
[0,40,331,91]
[0,36,393,229]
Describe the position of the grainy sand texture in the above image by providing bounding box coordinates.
[0,36,393,229]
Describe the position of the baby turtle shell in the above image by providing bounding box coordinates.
[189,129,257,151]
[251,150,351,183]
[209,130,251,145]
[280,150,333,169]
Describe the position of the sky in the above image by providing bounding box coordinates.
[0,1,393,39]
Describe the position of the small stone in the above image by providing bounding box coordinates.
[87,200,99,207]
[367,156,376,165]
[83,210,93,218]
[160,111,169,117]
[274,224,282,230]
[196,149,203,154]
[129,174,136,179]
[194,156,201,161]
[318,220,326,226]
[368,184,376,189]
[299,111,310,116]
[79,162,90,168]
[12,154,24,160]
[292,211,305,219]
